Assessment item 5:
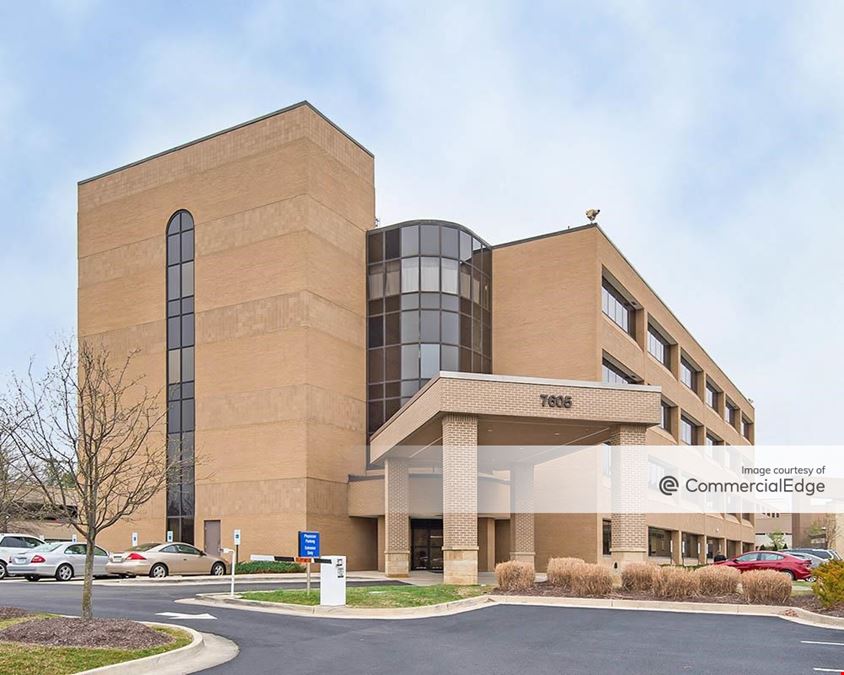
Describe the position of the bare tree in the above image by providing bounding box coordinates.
[0,405,50,535]
[807,514,840,550]
[7,337,183,619]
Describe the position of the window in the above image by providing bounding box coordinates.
[736,553,757,563]
[681,532,699,558]
[660,400,673,433]
[165,210,195,546]
[602,520,611,555]
[742,417,753,441]
[758,552,783,561]
[705,433,722,446]
[647,325,670,367]
[680,415,697,445]
[366,222,492,438]
[602,358,636,385]
[648,460,668,488]
[725,400,738,426]
[602,278,635,336]
[680,358,697,391]
[648,527,671,557]
[705,381,719,409]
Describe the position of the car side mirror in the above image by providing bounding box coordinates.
[200,551,206,556]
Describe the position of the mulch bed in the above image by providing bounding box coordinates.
[0,607,33,621]
[0,617,173,650]
[496,582,844,616]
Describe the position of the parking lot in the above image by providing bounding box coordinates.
[2,575,844,674]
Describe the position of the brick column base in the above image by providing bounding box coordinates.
[385,551,410,577]
[443,548,479,585]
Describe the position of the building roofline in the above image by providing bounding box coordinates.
[78,100,373,186]
[374,219,493,249]
[495,222,754,410]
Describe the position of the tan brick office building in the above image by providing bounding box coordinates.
[77,101,755,581]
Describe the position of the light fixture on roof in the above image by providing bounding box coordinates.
[586,209,600,223]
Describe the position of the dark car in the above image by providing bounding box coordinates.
[715,550,812,580]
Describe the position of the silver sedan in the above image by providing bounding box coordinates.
[7,541,110,581]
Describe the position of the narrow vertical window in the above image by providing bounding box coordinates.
[166,210,195,545]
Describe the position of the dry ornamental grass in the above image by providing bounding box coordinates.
[695,565,740,596]
[654,566,699,599]
[741,570,793,605]
[495,560,535,592]
[546,557,585,590]
[620,563,657,592]
[570,563,613,597]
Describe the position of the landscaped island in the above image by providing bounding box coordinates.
[241,584,489,608]
[0,607,191,675]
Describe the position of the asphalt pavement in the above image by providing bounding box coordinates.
[1,577,843,674]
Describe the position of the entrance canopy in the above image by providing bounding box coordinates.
[369,372,662,470]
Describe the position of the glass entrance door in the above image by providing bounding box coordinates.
[411,519,443,571]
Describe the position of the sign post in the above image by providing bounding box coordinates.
[166,530,174,543]
[233,529,241,576]
[131,532,138,547]
[298,531,320,594]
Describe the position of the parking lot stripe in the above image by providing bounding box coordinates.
[812,668,844,672]
[804,641,844,647]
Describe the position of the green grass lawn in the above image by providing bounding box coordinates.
[241,583,491,608]
[0,621,191,675]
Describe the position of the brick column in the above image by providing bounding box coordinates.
[384,457,410,577]
[698,535,707,564]
[442,413,478,585]
[610,424,648,566]
[509,463,535,568]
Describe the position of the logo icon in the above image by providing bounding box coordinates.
[659,475,679,496]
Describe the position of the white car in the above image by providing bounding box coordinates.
[0,533,46,580]
[7,541,110,581]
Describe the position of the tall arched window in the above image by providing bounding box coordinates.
[166,210,195,545]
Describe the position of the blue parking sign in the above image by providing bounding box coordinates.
[298,531,320,558]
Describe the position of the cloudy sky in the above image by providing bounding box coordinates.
[0,1,841,444]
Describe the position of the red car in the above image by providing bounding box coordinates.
[715,550,813,580]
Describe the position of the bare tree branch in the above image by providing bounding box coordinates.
[6,337,189,619]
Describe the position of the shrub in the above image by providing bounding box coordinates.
[654,566,699,599]
[741,569,792,605]
[570,563,613,597]
[696,565,740,596]
[235,560,305,575]
[813,560,844,608]
[495,560,535,592]
[621,562,657,592]
[546,557,585,590]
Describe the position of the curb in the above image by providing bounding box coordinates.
[490,595,844,631]
[183,591,844,630]
[181,593,497,620]
[77,623,204,674]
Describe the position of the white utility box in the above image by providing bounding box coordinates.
[319,555,347,606]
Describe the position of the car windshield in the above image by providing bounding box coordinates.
[126,543,161,552]
[31,543,64,553]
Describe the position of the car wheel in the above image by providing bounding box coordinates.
[25,575,40,582]
[211,562,226,576]
[149,563,168,579]
[55,564,74,582]
[0,562,6,580]
[785,570,796,581]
